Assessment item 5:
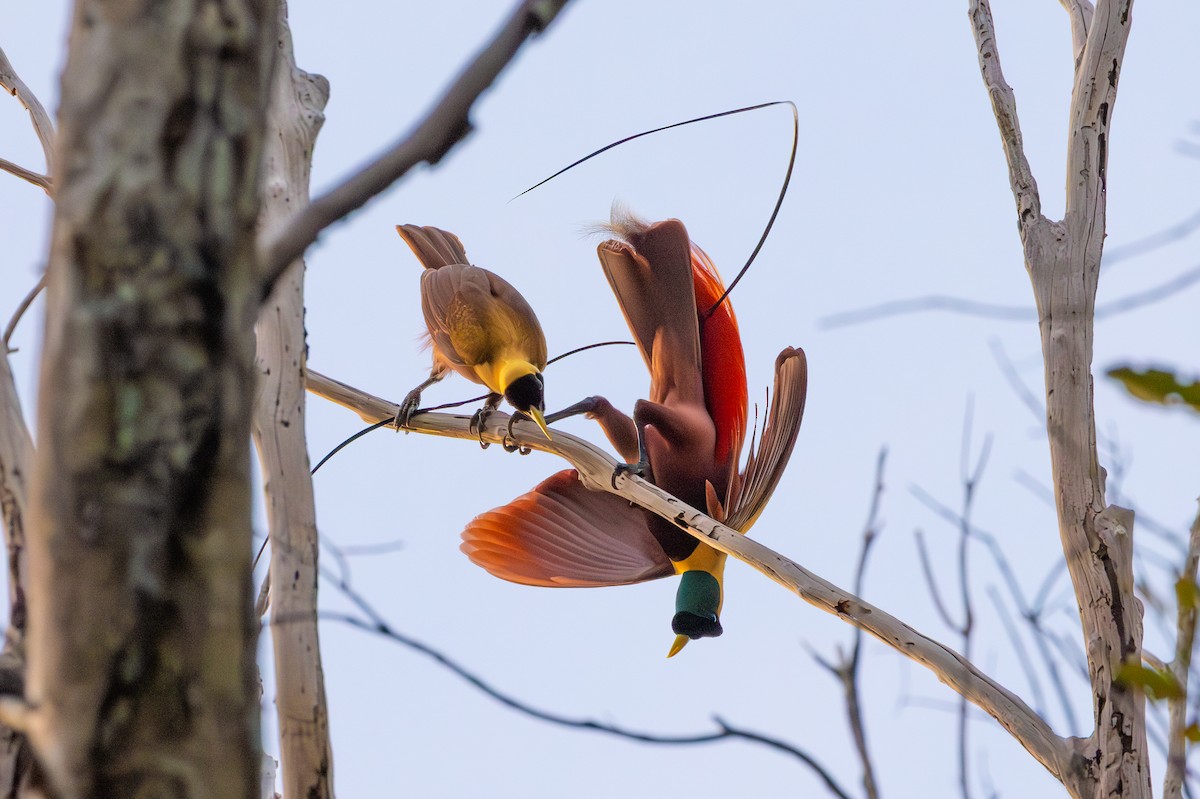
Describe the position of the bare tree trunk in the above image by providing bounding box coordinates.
[0,340,33,797]
[23,1,278,796]
[970,1,1148,796]
[253,4,334,797]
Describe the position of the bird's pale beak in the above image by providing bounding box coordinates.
[528,407,552,441]
[667,634,690,658]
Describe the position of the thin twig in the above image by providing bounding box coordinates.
[0,157,50,195]
[987,586,1047,717]
[257,0,571,299]
[915,530,961,630]
[1103,207,1200,269]
[942,502,1082,734]
[819,263,1200,329]
[952,409,990,799]
[0,46,56,174]
[1164,502,1200,799]
[816,448,887,799]
[989,339,1043,424]
[305,368,1075,785]
[310,575,854,799]
[3,275,46,349]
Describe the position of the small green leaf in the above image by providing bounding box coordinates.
[1107,366,1200,413]
[1115,662,1186,700]
[1177,576,1200,612]
[1186,723,1200,744]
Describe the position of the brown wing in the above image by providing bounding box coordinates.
[461,470,673,587]
[597,217,704,407]
[725,347,808,532]
[396,224,469,269]
[418,264,497,368]
[483,269,548,371]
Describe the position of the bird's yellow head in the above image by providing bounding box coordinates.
[500,361,551,440]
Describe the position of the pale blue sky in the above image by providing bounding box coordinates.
[2,1,1198,796]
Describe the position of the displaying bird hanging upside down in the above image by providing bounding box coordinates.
[395,224,552,441]
[460,213,808,656]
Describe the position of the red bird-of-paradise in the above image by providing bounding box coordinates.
[460,212,807,656]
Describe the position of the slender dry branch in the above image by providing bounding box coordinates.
[1103,207,1200,269]
[987,587,1048,717]
[312,572,854,799]
[0,158,50,196]
[843,449,886,799]
[973,0,1144,794]
[819,263,1200,328]
[306,369,1077,785]
[1164,503,1200,799]
[913,411,991,799]
[0,46,56,175]
[969,0,1043,232]
[253,6,333,799]
[3,276,46,351]
[989,339,1044,423]
[257,0,571,298]
[972,526,1083,734]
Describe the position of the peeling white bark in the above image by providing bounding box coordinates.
[253,5,334,798]
[971,1,1146,796]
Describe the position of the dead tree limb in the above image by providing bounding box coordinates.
[252,4,334,798]
[305,368,1078,788]
[810,448,886,799]
[0,45,56,176]
[970,0,1147,796]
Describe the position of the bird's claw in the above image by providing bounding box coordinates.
[470,406,493,449]
[611,460,648,490]
[395,391,422,430]
[502,413,533,455]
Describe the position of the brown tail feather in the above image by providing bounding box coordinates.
[396,224,470,269]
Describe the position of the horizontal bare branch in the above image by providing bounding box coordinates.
[306,368,1076,785]
[819,262,1200,328]
[257,0,570,300]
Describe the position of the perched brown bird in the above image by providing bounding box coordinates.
[395,224,551,440]
[460,214,807,656]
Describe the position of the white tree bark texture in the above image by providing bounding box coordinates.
[304,368,1081,788]
[0,45,56,178]
[252,4,334,798]
[24,1,278,796]
[0,36,53,799]
[970,1,1148,797]
[0,350,33,798]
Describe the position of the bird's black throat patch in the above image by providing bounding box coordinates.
[504,372,544,414]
